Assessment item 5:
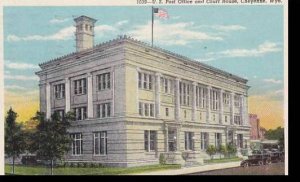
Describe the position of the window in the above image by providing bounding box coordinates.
[196,86,206,108]
[211,89,219,110]
[94,131,107,155]
[223,93,230,105]
[74,107,87,120]
[97,73,110,91]
[199,112,202,120]
[180,82,190,106]
[225,116,228,122]
[184,132,194,151]
[237,134,243,148]
[139,102,155,117]
[234,115,242,125]
[184,110,187,118]
[234,95,241,107]
[54,84,65,99]
[138,72,153,90]
[168,130,176,151]
[74,78,87,95]
[96,103,111,118]
[165,108,169,117]
[85,24,88,31]
[71,133,82,155]
[161,77,173,94]
[213,114,216,121]
[144,130,157,152]
[201,132,209,150]
[215,133,222,149]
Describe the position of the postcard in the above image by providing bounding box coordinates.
[0,0,287,175]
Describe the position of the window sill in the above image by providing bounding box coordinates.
[74,93,87,96]
[55,97,65,100]
[71,154,83,156]
[139,88,154,92]
[97,89,111,92]
[93,154,107,157]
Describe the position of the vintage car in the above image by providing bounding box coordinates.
[240,154,271,167]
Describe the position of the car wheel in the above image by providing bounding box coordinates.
[243,162,249,167]
[258,161,264,166]
[266,159,271,165]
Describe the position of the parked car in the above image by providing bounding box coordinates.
[268,149,284,163]
[240,154,271,167]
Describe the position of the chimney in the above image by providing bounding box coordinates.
[74,15,97,52]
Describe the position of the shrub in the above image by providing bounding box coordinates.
[159,153,166,165]
[206,145,217,159]
[227,143,237,158]
[219,145,228,159]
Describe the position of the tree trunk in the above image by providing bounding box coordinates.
[12,156,15,175]
[51,160,53,175]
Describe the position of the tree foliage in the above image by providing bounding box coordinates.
[226,143,237,158]
[5,108,26,174]
[30,111,75,175]
[206,145,217,159]
[264,127,284,149]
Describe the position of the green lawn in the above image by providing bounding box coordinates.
[5,164,181,175]
[204,157,242,164]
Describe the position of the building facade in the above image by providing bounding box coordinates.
[36,16,251,167]
[249,114,265,140]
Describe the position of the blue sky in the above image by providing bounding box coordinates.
[3,6,284,128]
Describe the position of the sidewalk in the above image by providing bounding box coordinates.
[130,161,241,175]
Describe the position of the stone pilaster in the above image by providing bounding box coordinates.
[155,73,161,118]
[244,94,249,126]
[240,95,244,125]
[46,82,51,119]
[219,89,224,124]
[206,86,211,123]
[192,82,197,121]
[175,78,181,122]
[87,73,93,118]
[165,124,169,152]
[230,92,235,125]
[65,78,70,112]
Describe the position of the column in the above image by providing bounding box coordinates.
[155,73,161,118]
[206,86,211,123]
[46,82,51,119]
[230,92,235,125]
[219,89,224,124]
[87,73,93,118]
[175,78,180,122]
[65,78,70,112]
[176,126,181,151]
[165,124,169,152]
[112,68,115,117]
[192,82,197,121]
[244,94,249,126]
[240,95,244,125]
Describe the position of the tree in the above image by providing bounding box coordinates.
[218,145,228,159]
[206,145,217,159]
[5,108,26,174]
[227,143,237,158]
[31,111,74,175]
[264,127,284,150]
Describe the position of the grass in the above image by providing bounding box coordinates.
[5,164,181,175]
[204,157,242,164]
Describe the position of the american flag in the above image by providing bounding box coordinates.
[153,8,169,19]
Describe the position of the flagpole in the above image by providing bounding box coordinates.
[151,6,154,47]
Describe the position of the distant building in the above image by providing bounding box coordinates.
[249,114,265,140]
[36,15,251,167]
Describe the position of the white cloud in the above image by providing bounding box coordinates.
[49,17,69,24]
[7,23,118,42]
[274,89,283,95]
[115,20,129,26]
[4,74,39,81]
[212,25,246,32]
[5,60,39,70]
[94,25,117,35]
[263,79,282,84]
[7,26,75,42]
[205,41,281,59]
[5,85,27,90]
[128,20,222,46]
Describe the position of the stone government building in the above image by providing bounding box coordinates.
[36,15,251,167]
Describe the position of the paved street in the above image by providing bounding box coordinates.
[188,162,285,175]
